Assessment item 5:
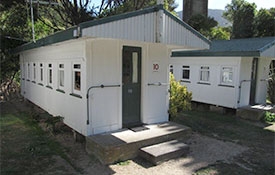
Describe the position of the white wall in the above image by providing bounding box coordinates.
[20,40,88,136]
[255,57,272,104]
[170,56,241,108]
[85,38,170,135]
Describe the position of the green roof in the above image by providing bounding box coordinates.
[14,4,210,53]
[172,37,275,57]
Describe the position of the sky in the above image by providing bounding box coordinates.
[175,0,275,11]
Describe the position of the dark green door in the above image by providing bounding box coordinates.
[122,46,141,127]
[249,57,258,105]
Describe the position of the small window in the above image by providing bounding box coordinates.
[48,63,53,86]
[221,67,233,85]
[169,65,173,74]
[58,64,65,89]
[73,64,81,91]
[200,66,210,82]
[27,63,31,80]
[33,63,36,80]
[182,65,190,80]
[40,63,43,82]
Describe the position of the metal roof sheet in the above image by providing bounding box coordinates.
[172,37,275,57]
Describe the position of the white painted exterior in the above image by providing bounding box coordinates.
[18,5,211,136]
[20,38,176,136]
[170,54,274,109]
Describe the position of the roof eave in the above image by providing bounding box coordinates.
[171,51,261,57]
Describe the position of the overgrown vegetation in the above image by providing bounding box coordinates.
[264,111,275,123]
[267,61,275,104]
[169,73,192,118]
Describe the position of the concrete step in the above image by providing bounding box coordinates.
[139,140,189,165]
[86,122,191,164]
[237,105,274,121]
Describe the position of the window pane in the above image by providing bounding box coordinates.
[200,66,210,81]
[40,68,43,81]
[59,70,64,87]
[132,52,138,83]
[74,71,81,90]
[59,64,64,68]
[222,67,233,84]
[49,69,52,84]
[170,65,173,74]
[74,64,81,69]
[182,70,190,79]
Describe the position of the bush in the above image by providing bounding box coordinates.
[267,73,275,104]
[264,112,275,123]
[169,73,192,119]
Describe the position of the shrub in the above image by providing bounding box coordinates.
[264,112,275,123]
[169,73,192,119]
[267,73,275,104]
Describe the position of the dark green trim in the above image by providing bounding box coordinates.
[38,83,44,86]
[46,85,53,89]
[197,82,211,85]
[163,10,211,45]
[14,27,77,53]
[80,5,163,29]
[259,40,275,52]
[218,84,235,88]
[56,89,65,94]
[70,93,82,99]
[171,50,261,57]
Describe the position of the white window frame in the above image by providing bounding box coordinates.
[58,63,65,90]
[40,63,44,84]
[27,63,31,80]
[220,66,234,86]
[182,65,190,81]
[169,65,174,74]
[199,66,210,83]
[33,63,36,82]
[72,63,81,94]
[47,63,53,87]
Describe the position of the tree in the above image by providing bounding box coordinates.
[210,27,231,40]
[98,0,178,18]
[223,0,256,39]
[187,14,218,37]
[254,8,275,37]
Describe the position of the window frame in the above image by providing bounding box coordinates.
[47,63,53,87]
[220,66,234,86]
[72,63,81,95]
[33,63,36,82]
[182,65,190,81]
[169,65,174,74]
[58,63,65,90]
[199,66,210,84]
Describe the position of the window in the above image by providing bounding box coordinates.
[73,64,81,91]
[21,63,25,79]
[40,63,43,82]
[182,65,190,80]
[169,65,173,74]
[58,64,65,89]
[33,63,36,81]
[199,66,210,82]
[27,63,30,80]
[48,63,53,86]
[221,67,233,85]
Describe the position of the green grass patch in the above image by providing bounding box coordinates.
[0,112,75,175]
[175,110,273,146]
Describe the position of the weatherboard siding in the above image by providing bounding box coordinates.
[162,13,209,49]
[82,13,157,43]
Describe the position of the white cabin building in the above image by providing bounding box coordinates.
[171,37,275,109]
[16,5,210,136]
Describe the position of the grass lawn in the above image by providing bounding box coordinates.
[174,110,275,175]
[0,102,77,175]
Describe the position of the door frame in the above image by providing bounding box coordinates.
[249,57,258,105]
[122,46,142,128]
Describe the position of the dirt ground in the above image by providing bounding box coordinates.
[1,98,274,175]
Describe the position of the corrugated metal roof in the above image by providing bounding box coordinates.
[15,4,210,53]
[172,37,275,57]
